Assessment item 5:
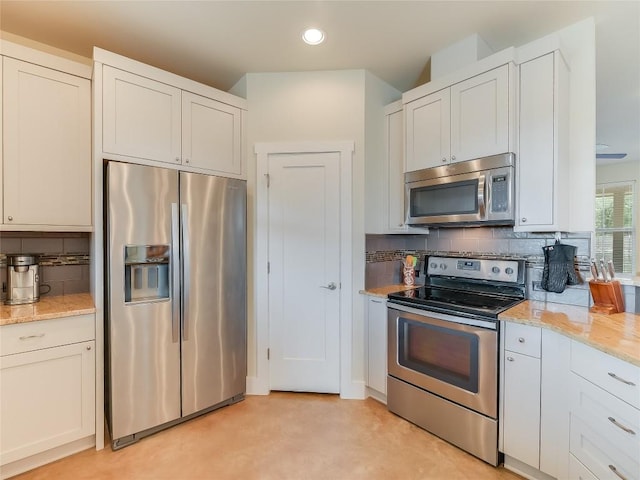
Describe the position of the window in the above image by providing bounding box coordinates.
[594,182,636,275]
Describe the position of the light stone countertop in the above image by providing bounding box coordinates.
[0,293,96,326]
[499,300,640,367]
[362,285,640,368]
[360,284,422,298]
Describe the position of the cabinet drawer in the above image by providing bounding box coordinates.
[504,323,541,358]
[0,314,95,356]
[569,453,599,480]
[571,341,640,409]
[571,373,640,462]
[570,414,639,480]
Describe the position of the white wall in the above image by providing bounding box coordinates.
[231,70,399,394]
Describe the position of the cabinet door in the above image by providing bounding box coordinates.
[181,91,242,176]
[367,297,387,395]
[103,65,182,165]
[0,340,95,465]
[0,58,3,223]
[3,57,91,227]
[503,350,541,469]
[517,54,556,228]
[405,88,450,172]
[387,108,407,232]
[450,65,510,163]
[516,52,569,231]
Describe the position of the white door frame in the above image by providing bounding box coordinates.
[253,141,355,397]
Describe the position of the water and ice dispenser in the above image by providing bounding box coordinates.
[124,245,170,303]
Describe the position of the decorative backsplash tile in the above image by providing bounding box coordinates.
[0,232,91,300]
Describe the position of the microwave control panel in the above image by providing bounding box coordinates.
[491,174,509,213]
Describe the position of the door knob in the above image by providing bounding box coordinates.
[321,282,337,290]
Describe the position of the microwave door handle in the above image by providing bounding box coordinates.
[477,174,486,218]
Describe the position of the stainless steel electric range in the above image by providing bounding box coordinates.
[386,255,526,466]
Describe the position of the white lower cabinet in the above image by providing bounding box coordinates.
[365,296,387,400]
[502,323,542,469]
[501,323,570,480]
[569,454,599,480]
[0,315,95,478]
[569,341,640,480]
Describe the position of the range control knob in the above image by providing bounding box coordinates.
[491,266,501,274]
[505,267,514,275]
[439,263,447,270]
[430,262,438,270]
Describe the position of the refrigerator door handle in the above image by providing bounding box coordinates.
[171,203,180,343]
[181,203,191,341]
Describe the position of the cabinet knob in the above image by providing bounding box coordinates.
[521,218,527,223]
[518,337,525,343]
[441,157,447,163]
[7,216,13,221]
[185,158,190,164]
[507,356,514,362]
[86,345,92,351]
[175,157,181,163]
[451,155,456,161]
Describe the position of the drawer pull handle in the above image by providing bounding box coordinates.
[608,372,636,386]
[19,334,45,340]
[608,417,636,435]
[609,465,628,480]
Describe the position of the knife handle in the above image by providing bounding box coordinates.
[600,259,609,282]
[607,260,616,279]
[591,260,600,281]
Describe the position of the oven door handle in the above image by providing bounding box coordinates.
[388,302,497,330]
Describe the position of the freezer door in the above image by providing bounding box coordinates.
[180,172,247,416]
[106,162,181,442]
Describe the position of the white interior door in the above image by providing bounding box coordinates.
[268,152,341,393]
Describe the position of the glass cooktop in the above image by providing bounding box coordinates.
[387,285,524,319]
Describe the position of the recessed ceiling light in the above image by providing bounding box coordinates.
[302,28,325,46]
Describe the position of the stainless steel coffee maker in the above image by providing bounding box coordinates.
[5,254,41,305]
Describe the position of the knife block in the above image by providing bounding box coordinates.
[588,280,625,314]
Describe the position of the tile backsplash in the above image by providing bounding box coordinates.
[0,232,91,301]
[365,228,640,313]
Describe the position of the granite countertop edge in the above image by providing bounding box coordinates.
[361,286,640,368]
[0,293,96,327]
[499,300,640,367]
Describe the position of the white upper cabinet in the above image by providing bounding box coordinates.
[365,101,425,234]
[405,88,450,171]
[2,55,91,230]
[181,91,242,176]
[103,66,182,166]
[405,64,513,172]
[450,66,510,162]
[516,51,570,232]
[99,52,245,179]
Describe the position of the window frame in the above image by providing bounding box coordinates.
[594,180,636,276]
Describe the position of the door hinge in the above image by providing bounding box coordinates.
[267,348,270,360]
[265,173,270,188]
[267,261,270,274]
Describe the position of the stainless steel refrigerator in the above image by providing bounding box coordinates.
[105,161,246,449]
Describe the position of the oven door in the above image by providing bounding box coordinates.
[388,304,498,418]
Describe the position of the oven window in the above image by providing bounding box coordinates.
[398,317,479,393]
[410,179,478,217]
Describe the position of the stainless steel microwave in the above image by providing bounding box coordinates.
[405,153,515,227]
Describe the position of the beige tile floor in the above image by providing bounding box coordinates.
[14,392,523,480]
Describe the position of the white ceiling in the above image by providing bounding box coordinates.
[1,1,638,163]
